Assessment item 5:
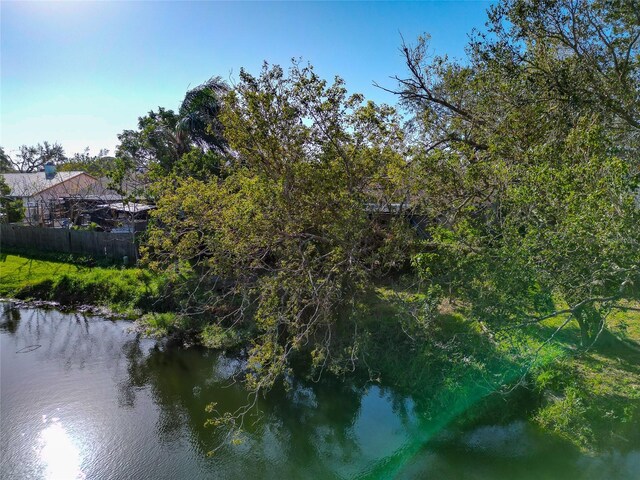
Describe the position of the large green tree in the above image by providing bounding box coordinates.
[145,62,414,392]
[58,148,116,177]
[394,0,640,346]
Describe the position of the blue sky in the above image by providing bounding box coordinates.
[1,1,491,156]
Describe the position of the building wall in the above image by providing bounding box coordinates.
[24,174,99,224]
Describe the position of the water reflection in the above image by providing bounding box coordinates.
[1,303,21,333]
[107,327,423,478]
[1,305,639,480]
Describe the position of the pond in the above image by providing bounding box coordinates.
[1,304,638,479]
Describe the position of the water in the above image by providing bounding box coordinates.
[1,304,638,479]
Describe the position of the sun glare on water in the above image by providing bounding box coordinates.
[36,415,85,480]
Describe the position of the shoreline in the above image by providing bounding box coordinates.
[0,297,131,320]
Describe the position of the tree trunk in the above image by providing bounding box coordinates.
[576,316,591,348]
[574,304,604,348]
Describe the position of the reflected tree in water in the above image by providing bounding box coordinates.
[1,303,21,334]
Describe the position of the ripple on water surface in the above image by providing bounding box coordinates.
[1,304,638,480]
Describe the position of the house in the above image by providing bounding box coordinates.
[2,167,102,225]
[1,165,157,232]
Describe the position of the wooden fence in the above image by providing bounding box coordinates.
[0,224,137,261]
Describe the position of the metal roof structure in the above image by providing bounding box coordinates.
[1,171,88,197]
[97,202,155,213]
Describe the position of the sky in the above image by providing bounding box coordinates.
[1,1,492,157]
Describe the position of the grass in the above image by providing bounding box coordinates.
[531,305,640,452]
[0,252,166,314]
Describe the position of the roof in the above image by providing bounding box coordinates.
[97,202,155,213]
[66,177,124,202]
[64,193,124,202]
[2,171,89,197]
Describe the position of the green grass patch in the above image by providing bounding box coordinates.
[0,252,166,314]
[0,245,127,267]
[138,312,184,337]
[531,306,640,452]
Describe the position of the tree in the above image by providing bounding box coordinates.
[177,76,228,154]
[10,142,66,172]
[0,176,24,223]
[144,62,414,393]
[0,147,14,173]
[58,147,116,177]
[116,107,184,174]
[115,77,229,179]
[393,0,640,346]
[172,148,223,181]
[484,0,640,132]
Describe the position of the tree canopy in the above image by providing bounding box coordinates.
[144,62,415,392]
[115,77,229,181]
[130,1,640,402]
[6,142,66,173]
[393,0,640,345]
[0,176,24,223]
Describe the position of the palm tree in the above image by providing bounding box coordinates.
[177,76,229,154]
[116,77,229,175]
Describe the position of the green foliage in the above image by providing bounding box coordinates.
[0,176,24,223]
[532,326,640,453]
[200,323,243,350]
[138,312,183,337]
[145,61,416,393]
[71,221,100,231]
[117,107,184,174]
[0,147,13,173]
[58,147,115,177]
[177,76,228,153]
[397,0,640,346]
[535,386,594,449]
[114,77,228,190]
[486,0,640,131]
[173,148,223,181]
[393,4,640,443]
